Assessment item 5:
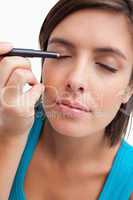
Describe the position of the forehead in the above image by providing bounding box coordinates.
[49,9,132,60]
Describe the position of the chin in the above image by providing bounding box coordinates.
[45,110,90,138]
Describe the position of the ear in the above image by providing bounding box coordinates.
[121,86,133,104]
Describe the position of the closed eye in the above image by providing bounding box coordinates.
[96,62,118,73]
[54,57,118,73]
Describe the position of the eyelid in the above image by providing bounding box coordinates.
[97,62,115,68]
[96,62,118,72]
[47,45,70,53]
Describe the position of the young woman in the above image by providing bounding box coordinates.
[0,0,133,199]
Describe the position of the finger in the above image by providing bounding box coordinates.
[5,68,38,94]
[22,83,44,114]
[0,42,13,54]
[0,56,32,88]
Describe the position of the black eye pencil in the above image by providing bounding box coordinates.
[4,48,61,59]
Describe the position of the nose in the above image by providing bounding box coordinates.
[66,81,84,94]
[65,60,89,95]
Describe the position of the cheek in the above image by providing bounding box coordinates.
[42,61,64,86]
[103,88,122,109]
[87,82,125,131]
[93,82,126,121]
[94,69,131,113]
[42,63,63,108]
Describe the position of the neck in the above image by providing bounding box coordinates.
[40,119,120,171]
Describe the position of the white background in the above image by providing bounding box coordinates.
[0,0,133,145]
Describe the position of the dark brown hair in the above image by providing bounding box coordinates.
[38,0,133,147]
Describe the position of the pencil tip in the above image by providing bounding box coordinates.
[57,53,61,58]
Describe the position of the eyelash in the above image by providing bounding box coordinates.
[58,55,71,59]
[57,56,118,73]
[96,62,118,73]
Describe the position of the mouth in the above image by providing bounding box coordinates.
[56,99,90,113]
[55,99,91,119]
[55,101,91,118]
[58,103,88,112]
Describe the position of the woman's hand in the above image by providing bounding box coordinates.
[0,42,44,137]
[0,42,44,200]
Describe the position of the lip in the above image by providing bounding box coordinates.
[55,104,86,118]
[56,99,90,112]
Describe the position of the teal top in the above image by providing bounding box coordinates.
[9,104,133,200]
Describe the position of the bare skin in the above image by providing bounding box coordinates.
[24,123,121,200]
[24,9,133,200]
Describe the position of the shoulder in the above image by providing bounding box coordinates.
[120,139,133,166]
[121,139,133,156]
[121,139,133,186]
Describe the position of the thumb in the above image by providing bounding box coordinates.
[0,42,13,54]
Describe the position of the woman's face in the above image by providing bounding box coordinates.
[42,9,133,138]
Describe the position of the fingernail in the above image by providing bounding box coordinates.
[0,42,13,48]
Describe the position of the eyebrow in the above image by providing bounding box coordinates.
[94,47,127,61]
[48,37,75,50]
[48,37,127,61]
